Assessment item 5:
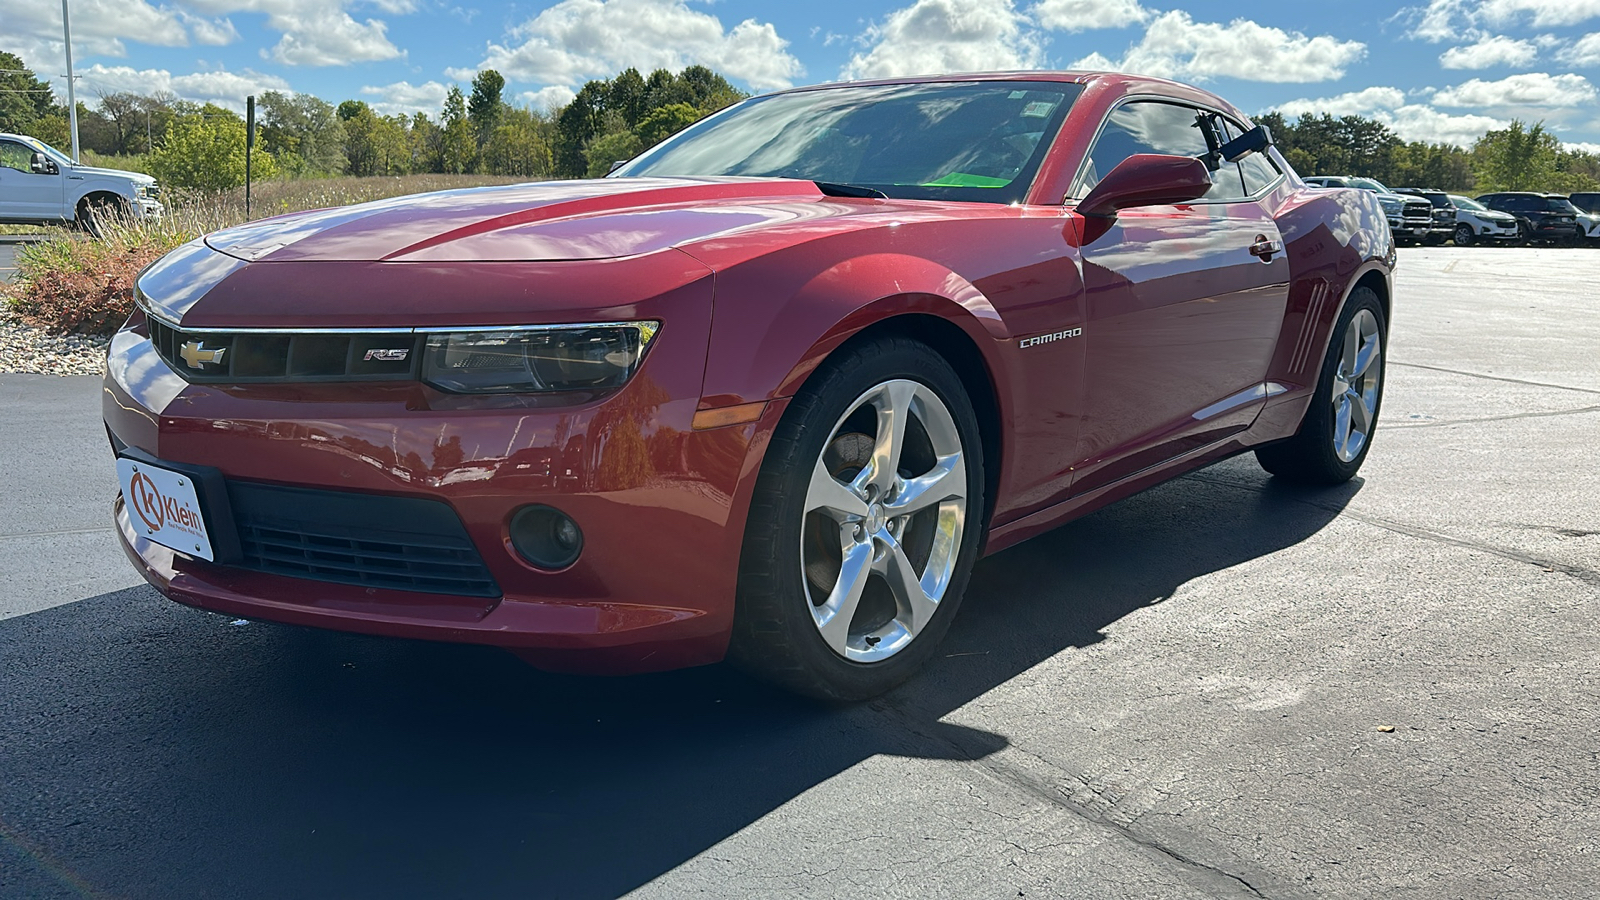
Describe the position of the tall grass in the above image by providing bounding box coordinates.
[3,173,531,335]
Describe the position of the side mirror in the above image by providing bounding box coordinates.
[1218,124,1273,163]
[30,152,58,176]
[1077,154,1213,219]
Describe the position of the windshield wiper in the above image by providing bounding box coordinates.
[813,181,887,199]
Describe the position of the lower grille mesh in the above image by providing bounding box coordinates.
[228,481,500,597]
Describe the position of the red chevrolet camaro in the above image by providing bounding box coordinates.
[105,72,1393,699]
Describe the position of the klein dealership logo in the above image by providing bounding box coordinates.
[128,470,204,536]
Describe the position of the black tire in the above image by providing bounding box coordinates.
[1256,286,1387,485]
[1454,224,1474,247]
[729,337,986,701]
[75,195,127,239]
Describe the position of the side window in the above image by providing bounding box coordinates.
[1222,118,1282,195]
[1076,100,1246,202]
[0,141,35,173]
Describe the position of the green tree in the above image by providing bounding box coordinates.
[482,107,551,177]
[1473,121,1560,192]
[637,102,700,148]
[409,111,442,173]
[554,81,607,178]
[150,108,277,191]
[0,52,60,135]
[608,67,648,128]
[467,69,506,147]
[260,91,346,175]
[439,86,475,174]
[585,128,642,177]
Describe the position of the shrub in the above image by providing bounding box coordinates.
[2,225,189,335]
[150,113,277,192]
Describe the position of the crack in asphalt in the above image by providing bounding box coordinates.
[868,699,1275,899]
[1188,475,1600,588]
[1389,361,1600,397]
[1387,404,1600,430]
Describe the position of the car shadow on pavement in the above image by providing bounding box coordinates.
[0,457,1357,900]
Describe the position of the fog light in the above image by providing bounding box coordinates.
[509,505,584,569]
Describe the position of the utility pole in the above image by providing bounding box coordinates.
[61,0,80,163]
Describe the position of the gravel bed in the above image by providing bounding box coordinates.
[0,309,110,376]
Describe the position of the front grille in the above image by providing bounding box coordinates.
[1402,201,1432,222]
[228,481,501,597]
[148,318,422,383]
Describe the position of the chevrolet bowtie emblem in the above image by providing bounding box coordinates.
[179,340,227,369]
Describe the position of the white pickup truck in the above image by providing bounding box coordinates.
[0,133,164,230]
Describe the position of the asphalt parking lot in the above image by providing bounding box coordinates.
[2,247,1598,899]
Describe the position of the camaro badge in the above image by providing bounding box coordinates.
[1018,328,1082,349]
[364,348,410,362]
[179,341,227,368]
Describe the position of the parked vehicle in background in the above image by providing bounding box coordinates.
[1443,194,1521,246]
[1305,175,1439,244]
[0,133,163,233]
[1475,193,1582,244]
[1392,188,1459,245]
[1571,193,1600,215]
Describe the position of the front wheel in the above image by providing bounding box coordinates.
[1454,224,1474,247]
[729,338,985,701]
[1256,286,1386,484]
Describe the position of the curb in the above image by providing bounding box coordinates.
[0,234,52,245]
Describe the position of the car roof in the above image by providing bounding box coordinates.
[767,70,1239,108]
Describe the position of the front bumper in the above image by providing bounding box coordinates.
[133,198,164,219]
[1386,217,1437,240]
[104,310,774,674]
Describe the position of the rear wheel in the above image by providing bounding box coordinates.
[729,338,985,701]
[1256,286,1386,485]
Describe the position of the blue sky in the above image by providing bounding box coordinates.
[5,0,1600,150]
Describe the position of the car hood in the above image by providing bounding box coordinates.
[202,177,907,264]
[69,165,154,184]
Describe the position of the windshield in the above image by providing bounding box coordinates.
[1544,197,1578,213]
[1450,195,1486,211]
[1347,177,1392,193]
[615,81,1083,205]
[20,136,72,166]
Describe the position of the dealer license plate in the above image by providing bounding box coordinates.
[117,457,215,561]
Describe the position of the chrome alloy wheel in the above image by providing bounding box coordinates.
[801,379,967,663]
[1331,307,1383,463]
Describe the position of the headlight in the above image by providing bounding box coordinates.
[140,183,160,199]
[421,321,660,394]
[1379,198,1402,212]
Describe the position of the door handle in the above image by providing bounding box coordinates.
[1248,236,1281,260]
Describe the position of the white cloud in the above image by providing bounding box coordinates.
[845,0,1042,79]
[1030,0,1149,32]
[462,0,802,91]
[3,0,190,68]
[1566,141,1600,153]
[1433,72,1598,107]
[1401,0,1600,41]
[518,85,578,112]
[1440,34,1538,68]
[1480,0,1600,27]
[177,12,242,46]
[1559,32,1600,65]
[1083,11,1365,83]
[179,0,406,67]
[75,64,291,112]
[360,80,449,116]
[1270,87,1509,147]
[1272,86,1409,117]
